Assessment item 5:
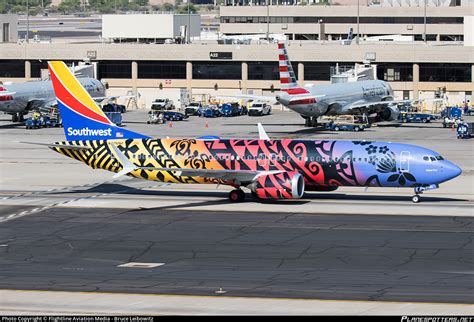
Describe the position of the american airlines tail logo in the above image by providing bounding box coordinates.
[67,127,113,137]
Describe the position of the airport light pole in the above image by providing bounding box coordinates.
[356,0,359,45]
[423,0,427,43]
[266,0,269,41]
[26,0,29,43]
[188,2,191,44]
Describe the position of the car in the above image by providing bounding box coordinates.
[151,98,174,111]
[400,112,432,123]
[248,102,271,116]
[200,105,221,118]
[220,103,243,117]
[163,111,187,121]
[184,102,203,116]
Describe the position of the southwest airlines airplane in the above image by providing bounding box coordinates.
[41,61,461,204]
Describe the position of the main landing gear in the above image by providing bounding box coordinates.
[304,116,318,127]
[229,189,245,202]
[11,113,25,123]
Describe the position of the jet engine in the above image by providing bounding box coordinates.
[249,171,305,199]
[378,104,400,121]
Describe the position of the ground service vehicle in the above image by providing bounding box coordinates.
[400,112,432,123]
[185,102,202,116]
[151,98,174,111]
[248,102,271,116]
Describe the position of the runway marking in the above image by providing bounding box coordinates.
[0,177,128,201]
[0,181,167,224]
[1,289,473,306]
[118,262,165,269]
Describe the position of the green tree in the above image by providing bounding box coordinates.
[58,0,81,13]
[177,3,196,14]
[162,2,174,11]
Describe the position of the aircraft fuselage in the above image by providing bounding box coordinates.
[52,138,461,193]
[278,80,394,118]
[0,78,105,114]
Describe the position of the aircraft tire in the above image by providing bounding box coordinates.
[229,189,245,202]
[412,194,421,203]
[305,118,311,127]
[12,114,18,123]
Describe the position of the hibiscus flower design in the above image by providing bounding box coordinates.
[365,145,377,155]
[353,141,373,146]
[387,172,417,186]
[378,146,389,154]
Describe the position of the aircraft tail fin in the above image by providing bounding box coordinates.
[277,43,309,95]
[48,61,149,141]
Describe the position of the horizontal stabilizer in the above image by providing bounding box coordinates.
[109,143,138,178]
[20,141,92,151]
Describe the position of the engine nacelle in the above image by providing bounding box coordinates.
[250,172,305,199]
[378,105,400,121]
[305,185,339,192]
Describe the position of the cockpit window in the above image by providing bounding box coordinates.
[435,156,444,160]
[430,157,436,162]
[423,156,429,161]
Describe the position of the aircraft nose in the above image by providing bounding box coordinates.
[442,161,462,181]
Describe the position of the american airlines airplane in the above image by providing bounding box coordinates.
[237,43,401,127]
[25,60,461,204]
[0,77,106,122]
[277,43,401,127]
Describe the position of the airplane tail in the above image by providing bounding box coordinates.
[48,61,149,141]
[277,43,309,95]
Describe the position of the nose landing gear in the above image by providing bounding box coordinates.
[411,184,439,203]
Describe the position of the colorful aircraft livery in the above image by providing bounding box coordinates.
[47,55,461,203]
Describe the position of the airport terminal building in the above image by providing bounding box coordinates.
[0,7,473,107]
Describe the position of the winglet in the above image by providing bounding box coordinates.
[109,143,138,178]
[258,123,270,141]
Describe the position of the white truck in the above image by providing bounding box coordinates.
[151,98,174,111]
[248,102,271,116]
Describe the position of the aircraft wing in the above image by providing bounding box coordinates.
[341,98,445,115]
[92,94,136,102]
[139,167,271,183]
[216,94,278,104]
[109,140,281,183]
